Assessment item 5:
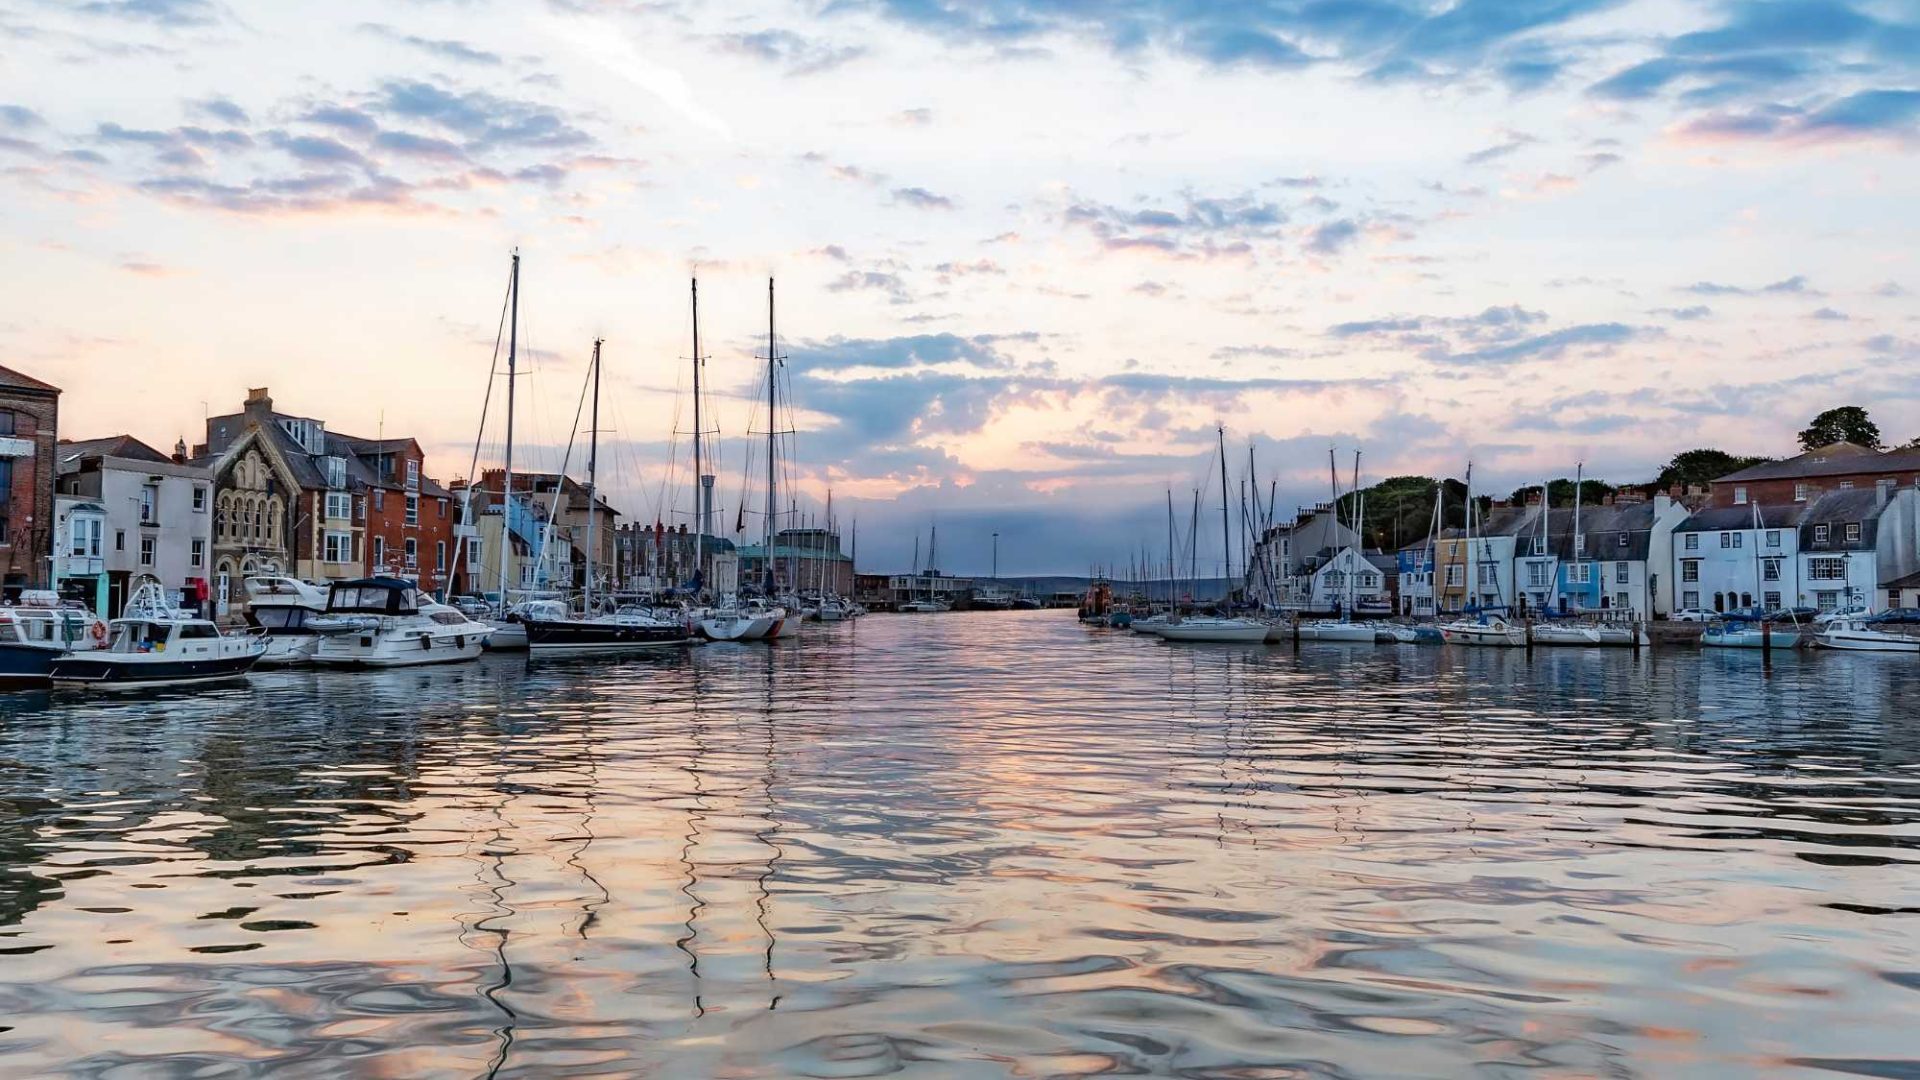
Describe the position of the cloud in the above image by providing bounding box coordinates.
[892,107,933,126]
[1808,306,1850,320]
[1434,322,1643,366]
[191,97,248,124]
[826,269,913,303]
[1,105,44,130]
[75,0,219,27]
[1683,274,1821,296]
[1462,129,1538,165]
[360,23,504,66]
[1649,305,1713,320]
[376,80,592,151]
[1062,189,1285,259]
[266,131,371,168]
[712,28,865,74]
[1307,218,1360,255]
[891,185,955,210]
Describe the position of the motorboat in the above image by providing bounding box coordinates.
[1295,619,1377,643]
[49,584,265,690]
[0,592,107,685]
[312,578,495,668]
[1440,614,1527,647]
[1156,616,1270,643]
[1131,613,1171,636]
[971,585,1015,611]
[1011,596,1042,610]
[1814,609,1920,653]
[526,603,696,654]
[812,595,857,622]
[898,598,952,613]
[243,576,358,665]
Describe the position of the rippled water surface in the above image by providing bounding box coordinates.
[2,611,1917,1078]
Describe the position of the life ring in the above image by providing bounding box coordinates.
[89,620,109,646]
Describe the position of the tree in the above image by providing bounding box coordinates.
[1653,448,1772,491]
[1798,405,1882,451]
[1336,475,1467,553]
[1505,478,1619,508]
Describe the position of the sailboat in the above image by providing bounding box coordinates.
[1703,500,1802,650]
[524,339,696,654]
[1439,461,1526,646]
[700,278,792,641]
[1158,426,1268,643]
[1297,449,1379,643]
[898,525,953,612]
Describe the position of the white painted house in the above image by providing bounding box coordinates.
[1307,545,1390,613]
[55,436,214,617]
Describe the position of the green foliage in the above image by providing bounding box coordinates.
[1504,478,1618,508]
[1336,475,1468,553]
[1653,448,1772,490]
[1797,405,1881,451]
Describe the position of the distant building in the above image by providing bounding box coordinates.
[853,572,891,610]
[461,469,618,597]
[54,436,213,617]
[0,364,60,597]
[740,527,853,597]
[1245,503,1359,608]
[615,521,735,595]
[1710,441,1920,509]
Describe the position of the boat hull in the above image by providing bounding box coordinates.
[1297,621,1376,643]
[1158,622,1270,643]
[1702,628,1801,649]
[257,633,324,665]
[0,641,79,685]
[1814,629,1920,653]
[1441,623,1527,647]
[313,629,490,668]
[1530,625,1603,646]
[526,620,694,654]
[50,651,260,690]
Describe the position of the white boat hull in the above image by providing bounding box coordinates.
[1702,628,1801,650]
[1814,629,1920,653]
[1530,625,1603,646]
[314,628,491,668]
[1158,621,1270,643]
[1441,622,1527,647]
[1296,621,1376,643]
[485,621,529,650]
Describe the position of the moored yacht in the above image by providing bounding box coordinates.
[526,603,696,654]
[1295,618,1377,643]
[0,593,107,685]
[1440,613,1527,647]
[312,578,495,668]
[243,576,356,665]
[1528,621,1603,646]
[1701,610,1805,650]
[49,584,265,690]
[1157,615,1270,643]
[698,598,784,641]
[1814,609,1920,652]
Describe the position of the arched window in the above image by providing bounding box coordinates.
[266,497,282,545]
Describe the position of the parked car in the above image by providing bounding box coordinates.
[1669,608,1718,622]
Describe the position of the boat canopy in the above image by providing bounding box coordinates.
[326,577,423,615]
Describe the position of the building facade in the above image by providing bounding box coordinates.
[0,365,60,596]
[54,436,214,617]
[1710,442,1920,509]
[741,527,854,597]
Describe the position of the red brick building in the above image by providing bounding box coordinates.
[0,365,60,595]
[343,436,457,594]
[1709,442,1920,508]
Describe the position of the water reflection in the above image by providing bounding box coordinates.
[0,614,1916,1076]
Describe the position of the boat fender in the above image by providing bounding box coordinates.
[455,635,465,650]
[90,620,109,646]
[421,633,433,650]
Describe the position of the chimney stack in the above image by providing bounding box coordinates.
[172,438,187,464]
[243,387,273,422]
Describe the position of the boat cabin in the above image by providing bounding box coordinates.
[106,618,224,654]
[326,577,425,616]
[0,603,95,648]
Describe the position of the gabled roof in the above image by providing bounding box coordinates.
[1715,442,1920,483]
[0,364,59,394]
[56,435,169,474]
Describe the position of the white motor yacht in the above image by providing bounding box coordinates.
[50,584,265,690]
[242,576,358,665]
[312,578,495,668]
[0,592,108,685]
[1814,610,1920,653]
[897,598,952,613]
[1295,619,1377,643]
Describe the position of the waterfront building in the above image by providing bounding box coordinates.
[1245,503,1359,608]
[1303,545,1391,613]
[614,522,735,595]
[1396,545,1436,617]
[463,469,617,596]
[1548,494,1690,619]
[740,527,854,597]
[198,389,458,612]
[0,365,60,597]
[53,436,213,617]
[1668,487,1916,614]
[888,567,974,607]
[1710,441,1920,509]
[1433,505,1530,614]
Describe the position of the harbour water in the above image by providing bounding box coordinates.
[1,612,1916,1077]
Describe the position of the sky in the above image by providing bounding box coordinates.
[1,0,1916,576]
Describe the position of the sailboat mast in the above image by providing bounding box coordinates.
[585,337,601,612]
[765,278,778,593]
[1216,425,1232,589]
[691,278,704,591]
[1572,463,1583,610]
[498,250,519,605]
[1165,490,1176,607]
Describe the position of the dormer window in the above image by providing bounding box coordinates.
[322,455,347,489]
[1814,524,1829,544]
[1845,523,1860,543]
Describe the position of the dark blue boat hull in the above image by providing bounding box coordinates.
[49,652,260,689]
